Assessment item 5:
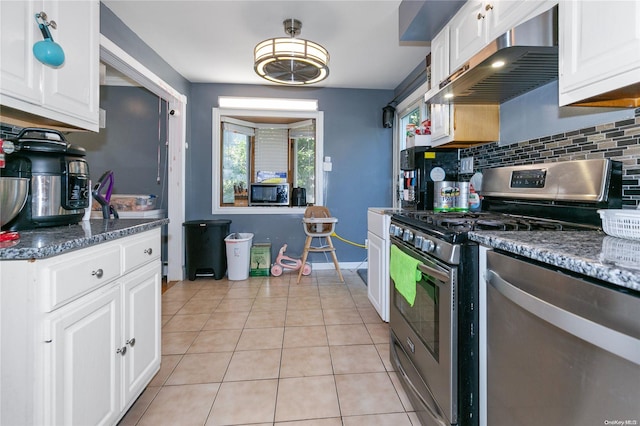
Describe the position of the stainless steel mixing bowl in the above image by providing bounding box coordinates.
[1,177,29,227]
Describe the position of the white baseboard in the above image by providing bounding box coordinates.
[310,261,368,270]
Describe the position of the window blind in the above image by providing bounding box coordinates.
[289,119,315,139]
[254,128,288,178]
[222,121,254,136]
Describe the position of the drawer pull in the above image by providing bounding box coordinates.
[126,338,136,347]
[116,346,127,356]
[144,248,153,255]
[91,269,104,278]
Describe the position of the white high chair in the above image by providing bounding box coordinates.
[297,206,344,283]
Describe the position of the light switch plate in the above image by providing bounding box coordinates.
[460,157,474,174]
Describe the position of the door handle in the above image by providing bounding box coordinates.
[418,263,450,283]
[487,269,640,365]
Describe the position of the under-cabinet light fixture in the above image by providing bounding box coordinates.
[218,96,318,111]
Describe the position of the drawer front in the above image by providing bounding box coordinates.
[122,230,161,274]
[42,245,122,312]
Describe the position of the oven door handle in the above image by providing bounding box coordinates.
[486,269,640,365]
[418,263,450,284]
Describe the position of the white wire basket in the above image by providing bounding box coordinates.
[600,236,640,270]
[597,209,640,241]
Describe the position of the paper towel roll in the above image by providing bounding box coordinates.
[82,180,92,221]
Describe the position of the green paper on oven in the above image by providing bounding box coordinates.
[390,245,422,306]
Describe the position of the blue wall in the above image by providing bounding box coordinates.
[100,5,394,264]
[100,3,190,98]
[66,86,169,207]
[189,84,394,263]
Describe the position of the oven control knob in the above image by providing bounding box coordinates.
[402,230,414,242]
[414,235,423,249]
[421,239,435,253]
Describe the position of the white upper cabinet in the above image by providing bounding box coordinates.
[487,1,557,42]
[558,0,640,107]
[1,1,41,104]
[430,24,451,92]
[449,0,558,75]
[0,0,99,131]
[450,0,487,74]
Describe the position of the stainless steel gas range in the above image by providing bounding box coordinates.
[388,159,623,426]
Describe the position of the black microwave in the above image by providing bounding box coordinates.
[249,183,290,206]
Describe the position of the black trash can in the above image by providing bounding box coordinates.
[183,220,231,280]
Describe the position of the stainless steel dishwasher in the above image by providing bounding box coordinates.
[484,250,640,426]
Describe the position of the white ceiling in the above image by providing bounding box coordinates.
[101,0,430,90]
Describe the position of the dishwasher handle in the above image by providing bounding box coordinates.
[486,269,640,366]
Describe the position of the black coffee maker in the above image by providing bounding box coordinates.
[291,187,306,206]
[400,147,458,210]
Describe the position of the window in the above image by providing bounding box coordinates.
[221,122,252,204]
[399,106,422,150]
[212,108,324,213]
[290,120,316,204]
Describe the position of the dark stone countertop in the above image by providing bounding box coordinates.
[468,231,640,292]
[0,218,169,261]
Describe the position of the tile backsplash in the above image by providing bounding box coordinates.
[461,107,640,208]
[0,123,23,140]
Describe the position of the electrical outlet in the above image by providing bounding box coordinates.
[460,157,474,174]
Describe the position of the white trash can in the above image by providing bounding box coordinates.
[224,233,254,280]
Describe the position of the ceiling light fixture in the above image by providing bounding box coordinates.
[254,19,329,85]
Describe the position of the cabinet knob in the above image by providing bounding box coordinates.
[477,12,485,20]
[126,338,136,347]
[144,248,153,255]
[485,3,494,11]
[116,346,127,356]
[92,268,104,278]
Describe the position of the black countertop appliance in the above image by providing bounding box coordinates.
[400,146,458,210]
[2,128,90,230]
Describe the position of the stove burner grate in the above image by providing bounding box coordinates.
[395,211,599,234]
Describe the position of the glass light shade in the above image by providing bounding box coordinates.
[254,37,329,85]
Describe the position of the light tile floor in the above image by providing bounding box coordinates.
[119,269,419,426]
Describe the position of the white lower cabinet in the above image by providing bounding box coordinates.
[121,262,162,406]
[367,231,387,321]
[46,284,122,426]
[367,208,391,322]
[0,228,161,426]
[45,261,160,425]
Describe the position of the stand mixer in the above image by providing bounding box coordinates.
[0,139,28,243]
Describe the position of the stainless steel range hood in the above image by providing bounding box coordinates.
[428,6,558,105]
